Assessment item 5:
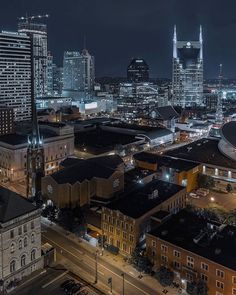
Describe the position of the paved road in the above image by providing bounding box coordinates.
[190,191,236,211]
[42,224,161,295]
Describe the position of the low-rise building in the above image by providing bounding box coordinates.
[165,137,236,192]
[146,210,236,295]
[133,152,201,192]
[42,155,124,208]
[0,187,42,292]
[102,179,186,256]
[0,122,74,181]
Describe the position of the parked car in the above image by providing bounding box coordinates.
[64,281,76,293]
[68,283,82,294]
[60,279,74,289]
[190,193,199,199]
[197,188,209,197]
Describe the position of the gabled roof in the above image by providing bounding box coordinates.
[0,187,36,223]
[156,106,180,120]
[51,155,123,185]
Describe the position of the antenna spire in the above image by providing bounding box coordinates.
[173,25,177,58]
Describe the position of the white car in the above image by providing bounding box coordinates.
[189,193,199,199]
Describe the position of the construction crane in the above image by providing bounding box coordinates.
[18,14,49,23]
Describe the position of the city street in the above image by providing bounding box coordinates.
[41,222,178,295]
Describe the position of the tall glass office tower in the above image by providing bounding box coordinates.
[63,49,95,98]
[172,26,203,107]
[18,21,48,98]
[0,31,32,121]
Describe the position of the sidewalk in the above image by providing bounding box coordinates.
[42,218,187,295]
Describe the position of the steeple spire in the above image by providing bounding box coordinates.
[173,25,177,58]
[199,25,203,60]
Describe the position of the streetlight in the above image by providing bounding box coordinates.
[121,273,125,295]
[94,250,99,284]
[108,277,113,294]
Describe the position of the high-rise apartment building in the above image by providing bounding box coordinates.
[172,26,203,107]
[127,58,149,83]
[47,51,53,95]
[63,49,95,98]
[18,20,48,98]
[0,31,32,121]
[52,64,63,96]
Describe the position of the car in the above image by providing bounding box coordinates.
[60,279,74,289]
[64,281,76,293]
[68,283,83,294]
[189,192,199,199]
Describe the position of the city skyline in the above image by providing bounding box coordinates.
[1,0,236,78]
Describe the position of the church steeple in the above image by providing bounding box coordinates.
[26,36,45,199]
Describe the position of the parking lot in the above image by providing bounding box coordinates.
[189,190,236,211]
[14,266,99,295]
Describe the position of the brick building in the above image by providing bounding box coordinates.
[102,179,186,256]
[146,210,236,295]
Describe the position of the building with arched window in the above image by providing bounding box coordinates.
[0,187,42,290]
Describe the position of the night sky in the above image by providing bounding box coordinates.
[1,0,236,78]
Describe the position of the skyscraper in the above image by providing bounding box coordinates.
[18,19,48,97]
[47,51,53,95]
[52,64,63,96]
[0,31,32,121]
[127,58,149,83]
[62,49,95,98]
[172,26,203,107]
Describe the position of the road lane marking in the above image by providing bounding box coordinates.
[42,270,68,288]
[43,235,151,295]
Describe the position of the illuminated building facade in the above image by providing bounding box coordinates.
[18,21,48,97]
[0,31,32,121]
[63,49,95,98]
[127,58,149,82]
[172,26,203,107]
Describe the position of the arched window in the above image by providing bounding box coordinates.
[31,233,35,243]
[10,243,15,253]
[10,260,16,273]
[31,249,36,261]
[21,255,26,267]
[24,237,27,247]
[19,239,22,250]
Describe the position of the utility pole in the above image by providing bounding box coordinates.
[121,273,125,295]
[108,277,113,294]
[94,250,98,284]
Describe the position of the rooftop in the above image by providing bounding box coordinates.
[149,210,236,271]
[51,155,123,185]
[165,138,236,170]
[220,121,236,148]
[75,128,138,155]
[156,106,180,121]
[0,187,36,223]
[106,179,185,219]
[134,152,199,172]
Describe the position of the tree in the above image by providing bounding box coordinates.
[187,280,208,295]
[155,266,174,287]
[226,183,233,193]
[197,174,215,189]
[129,248,153,274]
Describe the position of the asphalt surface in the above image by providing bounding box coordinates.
[42,224,160,295]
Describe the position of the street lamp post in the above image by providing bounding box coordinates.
[121,273,125,295]
[95,250,98,284]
